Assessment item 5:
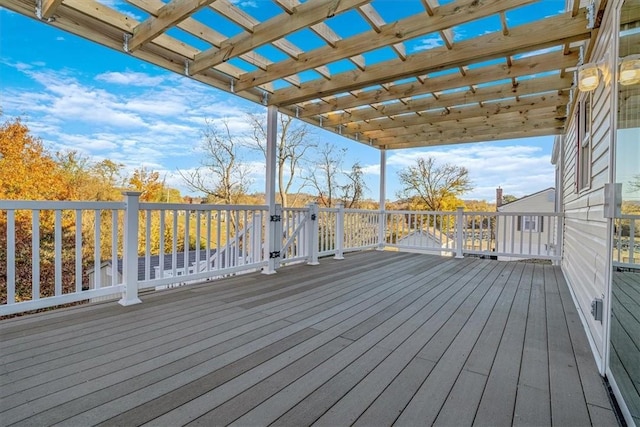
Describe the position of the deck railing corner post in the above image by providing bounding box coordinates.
[335,203,345,260]
[455,206,465,259]
[119,191,142,306]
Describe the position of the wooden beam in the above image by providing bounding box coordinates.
[128,0,217,52]
[271,11,589,106]
[363,107,565,140]
[40,0,64,19]
[369,111,564,142]
[322,74,573,127]
[191,0,370,75]
[297,49,580,118]
[337,93,569,135]
[379,127,564,149]
[126,0,299,87]
[235,0,538,92]
[2,0,265,103]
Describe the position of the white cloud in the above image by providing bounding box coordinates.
[95,71,165,87]
[230,0,258,8]
[412,36,444,52]
[95,0,142,20]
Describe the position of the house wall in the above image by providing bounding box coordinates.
[496,190,556,261]
[560,2,617,366]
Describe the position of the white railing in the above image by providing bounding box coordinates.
[383,210,457,255]
[2,197,566,316]
[281,207,310,264]
[1,195,270,316]
[613,214,640,269]
[138,203,269,291]
[1,200,127,315]
[462,210,563,261]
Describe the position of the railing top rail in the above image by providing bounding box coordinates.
[619,214,640,220]
[140,203,269,211]
[318,207,339,213]
[466,210,562,217]
[282,207,309,213]
[0,200,126,210]
[384,209,456,215]
[343,208,381,214]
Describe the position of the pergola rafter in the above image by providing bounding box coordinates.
[0,0,597,148]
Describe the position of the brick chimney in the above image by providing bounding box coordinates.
[496,187,503,209]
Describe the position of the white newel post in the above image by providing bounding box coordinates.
[119,191,142,306]
[334,203,345,260]
[263,105,279,275]
[307,203,319,265]
[455,206,465,259]
[378,149,387,250]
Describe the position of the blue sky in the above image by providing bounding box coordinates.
[0,0,567,202]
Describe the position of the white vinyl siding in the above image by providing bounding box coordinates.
[560,7,615,363]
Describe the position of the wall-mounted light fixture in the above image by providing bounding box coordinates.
[578,55,640,91]
[619,54,640,86]
[578,60,606,91]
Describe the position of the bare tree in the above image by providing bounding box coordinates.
[341,161,368,208]
[306,143,369,208]
[630,174,640,192]
[180,119,251,206]
[247,113,316,207]
[306,143,345,208]
[397,157,472,211]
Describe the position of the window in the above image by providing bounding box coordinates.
[517,215,544,233]
[577,94,592,192]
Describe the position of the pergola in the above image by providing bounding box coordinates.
[1,0,602,274]
[1,0,599,149]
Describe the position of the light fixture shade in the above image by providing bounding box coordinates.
[578,63,600,91]
[619,54,640,86]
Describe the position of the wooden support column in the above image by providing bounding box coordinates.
[263,105,279,275]
[378,149,386,250]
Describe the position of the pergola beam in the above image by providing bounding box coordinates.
[271,11,590,106]
[370,113,565,145]
[234,0,538,92]
[364,107,565,141]
[322,74,573,127]
[378,127,564,150]
[128,0,217,52]
[297,50,579,118]
[340,93,569,135]
[39,0,63,19]
[190,0,371,75]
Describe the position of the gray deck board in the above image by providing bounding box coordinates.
[0,251,616,427]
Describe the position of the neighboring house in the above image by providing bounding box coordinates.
[396,227,451,256]
[88,250,214,291]
[495,188,556,261]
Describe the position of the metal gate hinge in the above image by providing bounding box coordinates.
[269,251,281,259]
[270,215,281,222]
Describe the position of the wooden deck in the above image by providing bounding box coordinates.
[611,270,640,425]
[0,251,619,427]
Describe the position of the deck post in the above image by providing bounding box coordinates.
[119,191,142,306]
[334,203,345,260]
[455,206,465,259]
[263,105,278,275]
[378,149,387,250]
[307,203,320,265]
